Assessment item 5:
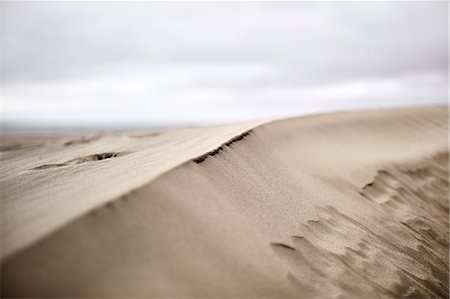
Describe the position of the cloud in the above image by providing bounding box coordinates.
[2,1,447,126]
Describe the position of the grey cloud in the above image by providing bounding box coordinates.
[2,1,448,126]
[5,2,447,83]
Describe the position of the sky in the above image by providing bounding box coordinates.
[2,1,448,127]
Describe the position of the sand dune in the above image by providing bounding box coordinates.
[1,106,448,298]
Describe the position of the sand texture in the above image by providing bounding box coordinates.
[1,106,448,298]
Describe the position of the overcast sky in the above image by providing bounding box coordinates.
[2,1,448,127]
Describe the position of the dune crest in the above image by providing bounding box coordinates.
[1,106,448,297]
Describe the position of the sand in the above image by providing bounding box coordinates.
[1,106,448,298]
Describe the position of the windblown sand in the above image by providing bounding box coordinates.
[1,106,448,298]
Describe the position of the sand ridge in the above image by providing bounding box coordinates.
[1,106,448,297]
[1,121,264,260]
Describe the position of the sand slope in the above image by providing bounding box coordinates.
[0,121,263,260]
[1,106,448,298]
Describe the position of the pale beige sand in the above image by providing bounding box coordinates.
[1,106,448,298]
[1,121,263,260]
